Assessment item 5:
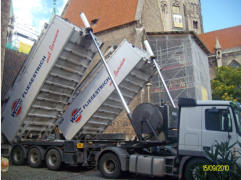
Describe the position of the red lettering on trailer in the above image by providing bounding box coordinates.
[109,58,125,86]
[47,29,59,63]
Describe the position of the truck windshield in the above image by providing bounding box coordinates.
[233,103,241,135]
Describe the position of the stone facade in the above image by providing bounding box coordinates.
[1,0,11,83]
[141,0,203,34]
[208,46,241,79]
[199,26,241,80]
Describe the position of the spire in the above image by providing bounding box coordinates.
[215,38,221,49]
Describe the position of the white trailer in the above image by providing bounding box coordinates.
[3,15,157,171]
[2,16,101,143]
[58,40,153,140]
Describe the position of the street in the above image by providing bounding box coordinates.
[2,164,177,180]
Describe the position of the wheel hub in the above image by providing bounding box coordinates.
[49,153,57,166]
[104,160,116,173]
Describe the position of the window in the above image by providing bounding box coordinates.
[172,6,180,14]
[193,21,198,29]
[229,60,240,68]
[205,108,232,132]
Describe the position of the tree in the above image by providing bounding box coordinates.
[211,66,241,102]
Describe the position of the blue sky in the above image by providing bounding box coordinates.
[13,0,67,34]
[201,0,241,32]
[12,0,241,34]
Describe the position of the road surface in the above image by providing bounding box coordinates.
[2,164,177,180]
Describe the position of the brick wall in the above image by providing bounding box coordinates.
[2,49,26,99]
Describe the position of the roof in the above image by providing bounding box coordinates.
[62,0,138,33]
[147,31,211,54]
[199,25,241,54]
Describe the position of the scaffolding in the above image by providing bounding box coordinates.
[148,33,211,106]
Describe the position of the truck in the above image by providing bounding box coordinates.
[2,14,241,180]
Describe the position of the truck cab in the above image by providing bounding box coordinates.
[97,99,241,179]
[179,99,241,165]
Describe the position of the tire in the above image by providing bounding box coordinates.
[99,153,122,179]
[11,146,25,165]
[184,158,209,180]
[27,147,43,168]
[45,148,62,170]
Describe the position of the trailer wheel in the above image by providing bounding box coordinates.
[184,158,209,180]
[27,147,42,168]
[11,146,25,165]
[45,149,62,170]
[99,153,121,179]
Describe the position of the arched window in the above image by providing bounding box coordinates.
[229,60,240,68]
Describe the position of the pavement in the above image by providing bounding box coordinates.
[2,164,178,180]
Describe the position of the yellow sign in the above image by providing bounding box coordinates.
[77,143,84,149]
[19,42,32,54]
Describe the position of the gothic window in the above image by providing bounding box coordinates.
[229,60,240,68]
[172,6,180,14]
[193,20,198,29]
[160,1,167,13]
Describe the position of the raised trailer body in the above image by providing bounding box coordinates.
[2,16,100,143]
[7,38,157,171]
[58,40,153,140]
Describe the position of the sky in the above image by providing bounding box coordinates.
[201,0,241,32]
[12,0,68,35]
[12,0,241,35]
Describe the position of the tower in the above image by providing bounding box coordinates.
[142,0,203,34]
[215,38,223,67]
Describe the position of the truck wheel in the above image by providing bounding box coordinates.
[28,147,42,168]
[184,158,207,180]
[99,153,122,178]
[45,149,62,170]
[11,146,25,165]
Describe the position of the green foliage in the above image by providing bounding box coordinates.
[196,140,241,180]
[211,66,241,102]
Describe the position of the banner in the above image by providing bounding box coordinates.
[19,42,32,54]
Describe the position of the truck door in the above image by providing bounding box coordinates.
[201,106,237,152]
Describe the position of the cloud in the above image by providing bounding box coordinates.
[13,0,68,34]
[39,18,49,32]
[13,0,44,33]
[57,0,69,15]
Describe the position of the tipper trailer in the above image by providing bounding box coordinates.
[2,14,241,180]
[2,16,101,143]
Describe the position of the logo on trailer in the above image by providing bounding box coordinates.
[11,99,22,117]
[71,108,82,123]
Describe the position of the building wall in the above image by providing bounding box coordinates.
[141,0,203,34]
[2,49,26,99]
[1,0,11,84]
[208,47,241,80]
[221,47,241,66]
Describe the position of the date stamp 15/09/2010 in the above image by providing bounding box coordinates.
[203,165,230,172]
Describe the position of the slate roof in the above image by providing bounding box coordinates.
[62,0,139,33]
[199,25,241,54]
